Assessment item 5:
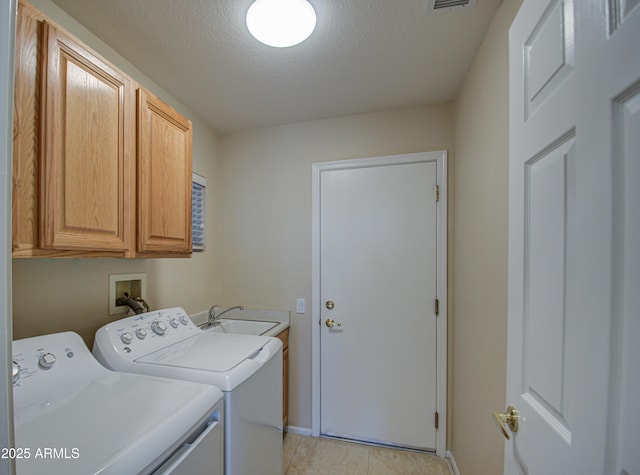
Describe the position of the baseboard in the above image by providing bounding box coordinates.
[285,425,313,437]
[447,450,461,475]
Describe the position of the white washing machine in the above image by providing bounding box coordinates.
[93,307,283,475]
[12,331,224,475]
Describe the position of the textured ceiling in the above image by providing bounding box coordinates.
[49,0,502,133]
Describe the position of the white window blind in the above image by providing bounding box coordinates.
[192,173,206,251]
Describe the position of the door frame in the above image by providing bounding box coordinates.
[0,0,16,473]
[311,151,448,457]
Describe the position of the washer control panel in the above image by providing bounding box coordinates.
[93,307,201,369]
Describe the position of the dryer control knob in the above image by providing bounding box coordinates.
[12,361,20,384]
[121,331,133,344]
[179,316,189,325]
[152,321,167,336]
[38,352,56,370]
[136,328,147,340]
[169,318,179,328]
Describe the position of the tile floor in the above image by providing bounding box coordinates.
[283,433,453,475]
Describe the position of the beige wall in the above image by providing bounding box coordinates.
[218,104,454,429]
[12,0,220,346]
[450,0,522,473]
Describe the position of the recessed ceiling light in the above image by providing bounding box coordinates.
[246,0,317,48]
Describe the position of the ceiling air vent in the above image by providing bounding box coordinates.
[425,0,477,15]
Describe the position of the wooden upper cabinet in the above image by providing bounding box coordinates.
[40,21,134,253]
[12,1,194,258]
[137,88,192,256]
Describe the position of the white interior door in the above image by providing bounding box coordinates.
[505,0,640,473]
[318,154,441,451]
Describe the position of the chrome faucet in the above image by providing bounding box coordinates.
[207,305,244,327]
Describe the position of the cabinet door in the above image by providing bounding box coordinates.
[137,88,192,255]
[12,1,42,255]
[283,345,289,429]
[276,328,290,430]
[40,22,133,252]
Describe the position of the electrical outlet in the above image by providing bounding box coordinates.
[296,298,305,314]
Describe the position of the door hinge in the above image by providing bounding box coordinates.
[435,299,440,316]
[435,184,440,202]
[435,411,439,429]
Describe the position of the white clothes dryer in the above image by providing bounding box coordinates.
[13,331,224,475]
[93,307,283,475]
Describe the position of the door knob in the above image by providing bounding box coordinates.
[325,300,335,310]
[493,405,519,440]
[325,318,342,328]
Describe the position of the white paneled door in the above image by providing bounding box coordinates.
[505,0,639,473]
[317,152,445,452]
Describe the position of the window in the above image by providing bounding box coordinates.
[192,173,206,251]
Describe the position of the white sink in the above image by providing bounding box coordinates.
[203,318,279,336]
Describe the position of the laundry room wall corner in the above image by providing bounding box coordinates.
[451,0,523,473]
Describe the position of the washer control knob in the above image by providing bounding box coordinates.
[169,318,179,328]
[120,331,133,345]
[38,352,56,370]
[151,321,167,336]
[135,328,147,340]
[179,316,189,325]
[12,361,20,384]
